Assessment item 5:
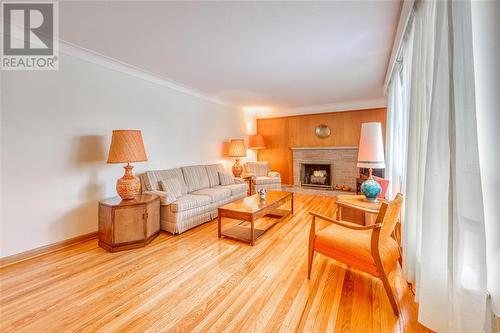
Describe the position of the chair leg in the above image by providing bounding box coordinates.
[307,244,314,279]
[379,271,400,316]
[307,216,316,279]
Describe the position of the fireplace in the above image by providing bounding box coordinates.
[292,147,359,193]
[300,163,333,190]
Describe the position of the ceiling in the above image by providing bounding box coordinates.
[59,1,400,110]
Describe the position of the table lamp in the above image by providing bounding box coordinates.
[228,139,247,177]
[248,134,265,150]
[248,134,265,159]
[107,130,148,200]
[357,122,385,202]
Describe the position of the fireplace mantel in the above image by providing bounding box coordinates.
[290,146,357,150]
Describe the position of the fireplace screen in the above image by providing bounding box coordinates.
[301,163,333,189]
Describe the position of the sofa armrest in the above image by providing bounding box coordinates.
[234,177,245,184]
[241,172,256,180]
[143,190,176,205]
[268,171,281,179]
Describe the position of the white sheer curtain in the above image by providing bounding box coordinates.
[385,69,404,200]
[471,0,500,322]
[387,1,488,332]
[385,18,413,201]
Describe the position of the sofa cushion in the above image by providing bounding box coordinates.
[170,194,212,213]
[254,176,281,185]
[145,169,187,193]
[160,178,183,200]
[217,183,247,196]
[205,164,226,187]
[373,176,390,199]
[191,188,231,203]
[182,165,210,192]
[245,162,269,177]
[218,172,234,186]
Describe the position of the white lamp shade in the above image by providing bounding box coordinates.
[357,122,385,169]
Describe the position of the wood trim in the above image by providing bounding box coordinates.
[255,98,387,119]
[256,108,387,184]
[0,232,98,269]
[257,107,384,121]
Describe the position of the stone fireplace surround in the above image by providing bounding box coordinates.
[291,147,358,192]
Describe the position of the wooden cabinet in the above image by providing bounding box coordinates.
[98,194,160,252]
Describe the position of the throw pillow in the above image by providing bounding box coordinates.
[160,178,183,200]
[218,172,235,186]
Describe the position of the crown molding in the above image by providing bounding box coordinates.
[255,98,387,119]
[4,24,386,114]
[58,39,234,109]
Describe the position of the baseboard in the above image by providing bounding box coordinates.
[0,232,98,269]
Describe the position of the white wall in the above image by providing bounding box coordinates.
[0,48,249,257]
[471,0,500,318]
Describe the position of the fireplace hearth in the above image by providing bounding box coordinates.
[301,163,333,189]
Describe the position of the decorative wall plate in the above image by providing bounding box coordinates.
[315,124,331,138]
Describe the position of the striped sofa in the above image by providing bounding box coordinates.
[244,161,282,193]
[139,164,247,234]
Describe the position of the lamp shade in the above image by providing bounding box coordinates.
[248,134,265,149]
[107,130,148,163]
[227,139,247,158]
[357,122,385,169]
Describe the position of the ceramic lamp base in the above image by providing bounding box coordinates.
[232,159,243,178]
[116,164,141,200]
[360,176,381,202]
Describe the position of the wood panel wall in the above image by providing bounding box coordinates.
[256,108,387,185]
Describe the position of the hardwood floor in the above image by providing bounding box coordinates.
[0,194,431,333]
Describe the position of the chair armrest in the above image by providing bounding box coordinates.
[308,212,381,230]
[268,171,281,178]
[143,190,176,205]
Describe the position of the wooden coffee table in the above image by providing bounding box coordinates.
[218,191,294,245]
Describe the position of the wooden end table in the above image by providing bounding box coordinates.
[335,194,402,252]
[98,194,160,252]
[336,194,387,225]
[218,191,293,245]
[241,175,254,195]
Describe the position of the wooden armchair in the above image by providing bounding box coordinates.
[308,193,403,316]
